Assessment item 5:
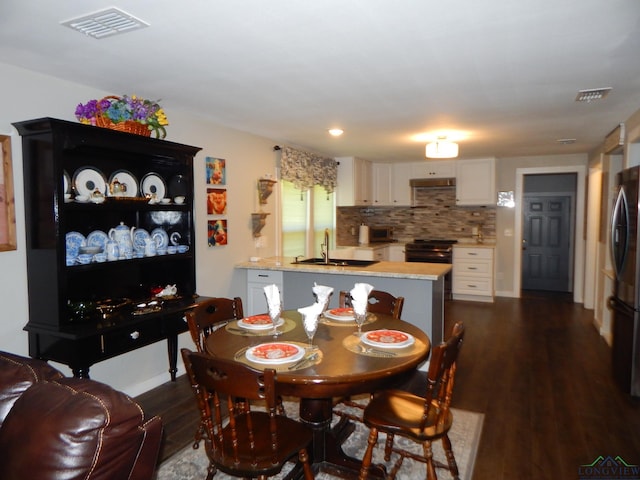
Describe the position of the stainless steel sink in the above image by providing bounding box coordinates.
[292,258,379,267]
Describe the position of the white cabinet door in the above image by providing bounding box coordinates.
[391,163,412,206]
[372,163,392,206]
[387,244,406,262]
[336,156,373,206]
[247,270,284,315]
[410,160,456,179]
[455,158,496,206]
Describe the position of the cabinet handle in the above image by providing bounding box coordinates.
[100,335,105,354]
[130,331,140,340]
[466,284,478,288]
[258,274,269,278]
[467,267,478,270]
[468,252,478,256]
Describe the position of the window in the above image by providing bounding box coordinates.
[281,181,335,257]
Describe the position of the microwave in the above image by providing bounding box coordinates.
[369,226,394,243]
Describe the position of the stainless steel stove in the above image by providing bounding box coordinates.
[405,239,457,297]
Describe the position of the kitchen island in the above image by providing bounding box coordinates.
[236,257,450,349]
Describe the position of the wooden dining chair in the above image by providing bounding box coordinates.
[338,289,405,319]
[181,348,315,480]
[186,297,244,352]
[358,321,465,480]
[334,289,405,422]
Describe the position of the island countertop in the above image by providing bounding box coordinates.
[236,256,451,280]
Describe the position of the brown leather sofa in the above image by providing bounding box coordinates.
[0,351,163,480]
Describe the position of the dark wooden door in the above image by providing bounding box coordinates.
[521,195,572,291]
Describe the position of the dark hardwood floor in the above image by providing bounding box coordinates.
[136,293,640,479]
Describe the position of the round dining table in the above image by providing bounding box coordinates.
[204,309,431,479]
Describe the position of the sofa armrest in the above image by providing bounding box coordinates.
[130,415,164,480]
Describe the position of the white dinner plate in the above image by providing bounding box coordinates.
[141,172,167,200]
[361,330,415,349]
[151,228,169,249]
[73,167,108,197]
[108,170,139,197]
[132,228,151,251]
[65,231,86,258]
[246,342,305,365]
[324,307,355,321]
[63,170,71,194]
[237,315,285,330]
[86,230,109,251]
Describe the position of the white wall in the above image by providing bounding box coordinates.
[0,62,280,396]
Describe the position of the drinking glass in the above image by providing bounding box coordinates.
[303,318,319,350]
[354,310,367,336]
[270,305,282,337]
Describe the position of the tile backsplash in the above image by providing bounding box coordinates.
[336,187,496,245]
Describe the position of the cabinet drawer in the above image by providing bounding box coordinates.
[452,276,492,296]
[100,322,165,356]
[247,270,284,284]
[454,260,492,276]
[453,247,493,260]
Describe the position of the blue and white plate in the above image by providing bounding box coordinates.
[151,228,169,249]
[133,228,151,251]
[65,231,86,258]
[63,170,71,194]
[86,230,109,252]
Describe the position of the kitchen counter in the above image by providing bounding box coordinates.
[236,256,450,280]
[237,256,449,350]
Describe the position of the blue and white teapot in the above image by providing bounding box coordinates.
[108,222,135,258]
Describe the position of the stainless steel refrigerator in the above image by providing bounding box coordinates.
[609,165,640,397]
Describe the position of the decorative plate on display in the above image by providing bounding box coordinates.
[72,167,108,197]
[132,228,151,251]
[246,342,305,364]
[237,314,284,330]
[362,330,415,349]
[86,230,109,251]
[65,231,86,257]
[151,228,169,249]
[63,170,71,194]
[141,172,167,200]
[108,170,139,197]
[324,307,355,321]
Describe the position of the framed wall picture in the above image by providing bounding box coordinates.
[205,157,226,185]
[0,135,16,252]
[208,219,228,247]
[207,187,227,215]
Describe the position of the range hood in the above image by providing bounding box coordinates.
[410,177,456,207]
[410,178,456,188]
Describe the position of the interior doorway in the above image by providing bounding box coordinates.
[514,165,586,303]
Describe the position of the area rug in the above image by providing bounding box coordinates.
[155,400,483,480]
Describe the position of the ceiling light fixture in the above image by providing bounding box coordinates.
[575,87,612,103]
[61,7,149,39]
[426,137,459,159]
[328,128,344,137]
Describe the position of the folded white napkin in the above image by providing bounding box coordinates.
[312,282,334,310]
[350,282,374,316]
[263,283,282,318]
[298,301,325,332]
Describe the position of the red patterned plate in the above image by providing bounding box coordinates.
[324,307,355,321]
[246,342,305,364]
[362,330,415,348]
[237,314,284,330]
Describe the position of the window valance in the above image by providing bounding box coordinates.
[280,146,337,194]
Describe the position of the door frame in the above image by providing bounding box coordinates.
[514,165,587,303]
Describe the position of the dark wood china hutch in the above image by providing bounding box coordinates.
[14,117,206,379]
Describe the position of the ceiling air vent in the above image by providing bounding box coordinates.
[575,87,612,102]
[61,7,149,39]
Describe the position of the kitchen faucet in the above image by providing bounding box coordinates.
[321,228,330,265]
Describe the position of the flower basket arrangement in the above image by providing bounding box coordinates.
[75,95,168,138]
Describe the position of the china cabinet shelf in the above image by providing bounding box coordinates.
[14,117,204,379]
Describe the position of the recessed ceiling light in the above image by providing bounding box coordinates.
[328,128,344,137]
[61,7,149,39]
[575,88,612,102]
